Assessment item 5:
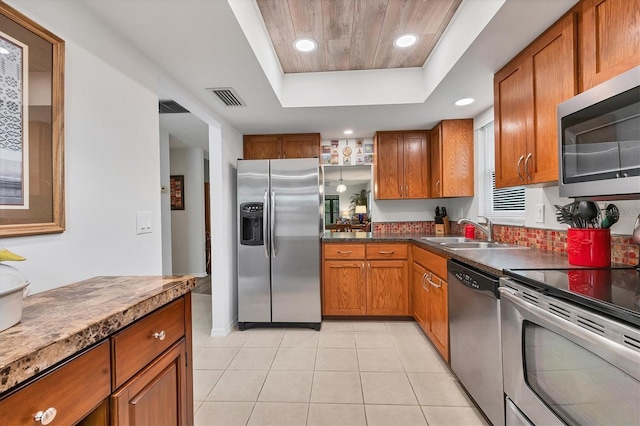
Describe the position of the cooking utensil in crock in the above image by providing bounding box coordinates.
[600,204,620,229]
[554,204,576,227]
[0,264,30,332]
[577,201,599,228]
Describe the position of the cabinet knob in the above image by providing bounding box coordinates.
[34,407,57,425]
[152,330,166,340]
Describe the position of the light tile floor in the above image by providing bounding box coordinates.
[191,293,489,426]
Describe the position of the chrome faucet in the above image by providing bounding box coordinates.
[458,215,494,242]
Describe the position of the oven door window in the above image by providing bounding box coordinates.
[523,321,640,425]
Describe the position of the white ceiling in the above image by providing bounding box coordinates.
[87,0,578,152]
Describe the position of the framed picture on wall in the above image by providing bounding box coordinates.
[170,175,184,210]
[0,3,65,237]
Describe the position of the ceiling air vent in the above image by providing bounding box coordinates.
[159,99,190,114]
[206,87,246,107]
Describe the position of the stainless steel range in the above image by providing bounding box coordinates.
[500,268,640,425]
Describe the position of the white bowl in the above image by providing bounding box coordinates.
[0,264,30,332]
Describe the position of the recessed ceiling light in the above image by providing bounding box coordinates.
[293,38,317,52]
[0,47,9,55]
[454,98,475,106]
[344,130,353,135]
[393,33,418,48]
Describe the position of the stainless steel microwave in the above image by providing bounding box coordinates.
[557,66,640,200]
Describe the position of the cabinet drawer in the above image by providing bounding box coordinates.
[412,246,448,280]
[324,244,365,259]
[112,297,185,389]
[366,243,408,259]
[0,340,111,425]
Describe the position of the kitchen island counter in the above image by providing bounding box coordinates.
[0,275,196,395]
[322,232,624,276]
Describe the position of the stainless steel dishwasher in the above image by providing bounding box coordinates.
[448,259,504,426]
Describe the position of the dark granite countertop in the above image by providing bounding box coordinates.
[0,275,196,395]
[322,232,604,276]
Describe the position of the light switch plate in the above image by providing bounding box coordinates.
[136,211,152,234]
[534,204,544,223]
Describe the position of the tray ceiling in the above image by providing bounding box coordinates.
[256,0,461,73]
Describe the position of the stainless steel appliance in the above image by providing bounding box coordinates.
[448,260,504,426]
[500,268,640,425]
[557,65,640,200]
[237,158,323,330]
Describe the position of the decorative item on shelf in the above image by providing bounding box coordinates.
[355,205,367,224]
[336,167,347,193]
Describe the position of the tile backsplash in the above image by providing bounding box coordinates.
[372,221,639,266]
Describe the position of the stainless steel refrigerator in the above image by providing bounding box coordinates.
[237,158,323,330]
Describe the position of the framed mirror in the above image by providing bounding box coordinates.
[323,165,371,228]
[0,3,65,237]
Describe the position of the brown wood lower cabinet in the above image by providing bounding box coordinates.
[111,339,188,425]
[322,243,409,316]
[0,293,193,426]
[412,246,449,361]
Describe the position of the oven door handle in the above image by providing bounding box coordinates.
[498,286,640,377]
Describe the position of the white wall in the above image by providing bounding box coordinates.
[209,124,243,336]
[170,147,206,276]
[159,130,172,275]
[2,1,167,293]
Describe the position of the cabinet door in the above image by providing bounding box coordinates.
[441,120,474,197]
[411,261,429,329]
[494,58,531,188]
[367,260,409,316]
[429,125,442,198]
[111,340,188,426]
[281,134,320,159]
[403,132,428,198]
[244,135,280,159]
[528,13,577,184]
[426,274,449,362]
[323,261,366,315]
[374,132,404,199]
[580,0,640,91]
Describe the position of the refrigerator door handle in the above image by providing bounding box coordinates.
[271,189,277,257]
[263,189,269,259]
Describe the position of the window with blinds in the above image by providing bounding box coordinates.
[477,122,525,220]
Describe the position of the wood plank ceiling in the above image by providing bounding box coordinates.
[256,0,462,73]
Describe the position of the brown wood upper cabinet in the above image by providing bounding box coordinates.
[494,13,577,188]
[373,131,428,199]
[243,133,320,160]
[429,120,474,198]
[580,0,640,91]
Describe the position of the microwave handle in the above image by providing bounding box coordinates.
[517,155,525,182]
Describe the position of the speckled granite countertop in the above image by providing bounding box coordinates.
[322,232,626,275]
[0,275,196,395]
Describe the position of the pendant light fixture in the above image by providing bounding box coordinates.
[336,167,347,193]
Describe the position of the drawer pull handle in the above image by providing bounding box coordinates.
[379,250,394,254]
[153,330,166,340]
[34,407,57,425]
[425,273,442,288]
[337,250,353,254]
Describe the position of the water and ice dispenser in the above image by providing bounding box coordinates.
[240,202,264,245]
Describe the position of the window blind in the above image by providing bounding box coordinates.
[477,122,525,218]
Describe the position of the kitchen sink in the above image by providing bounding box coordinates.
[421,237,474,243]
[440,241,529,250]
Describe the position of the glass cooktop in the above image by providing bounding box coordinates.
[504,267,640,327]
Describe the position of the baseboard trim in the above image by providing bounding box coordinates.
[211,316,237,337]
